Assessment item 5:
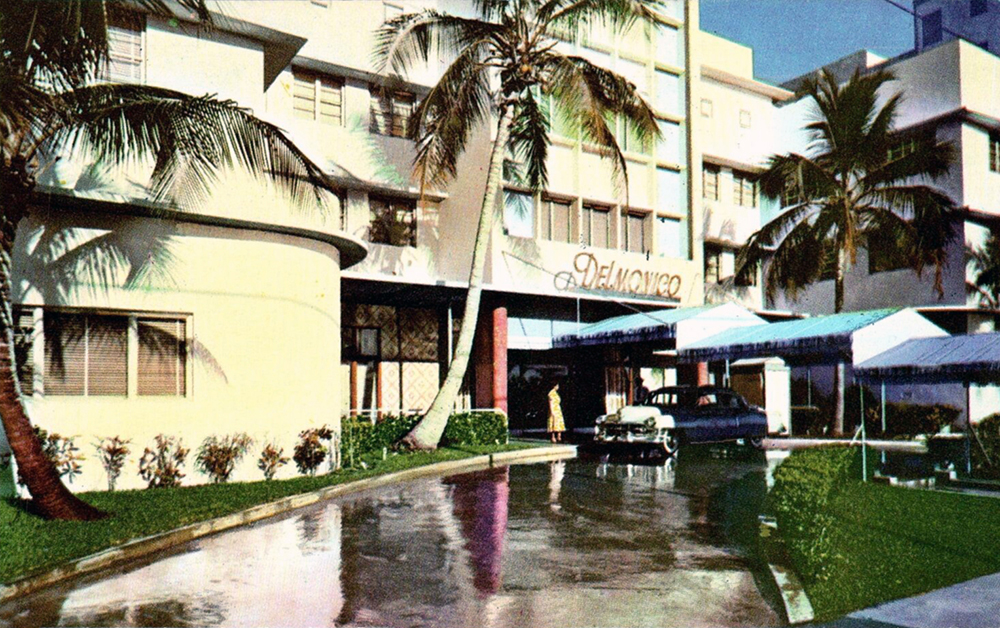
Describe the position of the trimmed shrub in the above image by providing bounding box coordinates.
[195,433,254,484]
[293,429,327,476]
[138,435,189,488]
[867,403,959,439]
[18,428,84,486]
[94,436,131,491]
[972,413,1000,479]
[442,411,508,447]
[340,414,419,468]
[769,446,869,583]
[257,441,289,481]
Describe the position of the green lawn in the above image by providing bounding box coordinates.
[770,448,1000,621]
[0,443,536,586]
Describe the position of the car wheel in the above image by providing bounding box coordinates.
[748,435,765,450]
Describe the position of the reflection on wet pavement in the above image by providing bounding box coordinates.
[0,448,784,628]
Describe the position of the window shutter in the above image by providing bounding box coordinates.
[45,313,86,396]
[293,73,317,120]
[138,319,186,396]
[87,316,128,396]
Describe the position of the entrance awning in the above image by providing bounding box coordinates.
[678,308,948,366]
[551,302,766,349]
[855,332,1000,385]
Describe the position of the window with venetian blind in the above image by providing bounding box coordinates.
[293,70,343,126]
[540,198,573,243]
[105,19,144,83]
[733,171,758,207]
[138,318,187,396]
[622,211,648,254]
[45,313,128,396]
[370,89,414,137]
[582,204,611,249]
[14,308,34,394]
[702,165,720,200]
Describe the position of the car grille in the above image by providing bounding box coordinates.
[601,423,655,438]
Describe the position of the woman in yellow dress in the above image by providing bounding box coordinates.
[547,382,566,443]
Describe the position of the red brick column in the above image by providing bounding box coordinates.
[492,307,508,414]
[472,306,509,412]
[677,362,710,387]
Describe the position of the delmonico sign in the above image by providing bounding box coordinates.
[554,251,683,299]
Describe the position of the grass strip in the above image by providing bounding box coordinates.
[0,442,537,586]
[770,447,1000,621]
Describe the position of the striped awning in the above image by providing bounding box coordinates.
[855,332,1000,384]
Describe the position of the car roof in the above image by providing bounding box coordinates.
[648,385,738,395]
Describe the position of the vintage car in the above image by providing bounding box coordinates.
[594,385,767,455]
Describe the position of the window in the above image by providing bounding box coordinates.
[541,198,572,243]
[369,196,417,246]
[739,109,752,128]
[138,318,186,396]
[972,0,988,17]
[990,133,1000,172]
[342,327,380,360]
[656,215,685,259]
[922,10,943,46]
[14,308,34,394]
[504,191,535,238]
[700,98,713,118]
[888,136,918,163]
[733,171,757,207]
[582,204,611,249]
[656,119,682,163]
[620,118,650,155]
[703,165,720,200]
[293,70,343,126]
[622,211,648,254]
[370,89,415,137]
[781,181,800,207]
[656,70,682,116]
[104,19,143,83]
[45,312,128,396]
[704,244,722,284]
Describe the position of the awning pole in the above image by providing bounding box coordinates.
[725,359,731,387]
[807,367,812,406]
[881,380,887,465]
[861,385,867,483]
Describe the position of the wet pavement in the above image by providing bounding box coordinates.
[0,449,784,628]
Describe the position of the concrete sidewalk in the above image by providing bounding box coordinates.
[817,571,1000,628]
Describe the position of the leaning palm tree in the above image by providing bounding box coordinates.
[734,68,956,434]
[968,233,1000,308]
[1,1,334,520]
[375,0,663,449]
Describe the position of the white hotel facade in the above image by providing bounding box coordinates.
[1,0,998,492]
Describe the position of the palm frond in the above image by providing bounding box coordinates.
[509,91,550,190]
[862,135,953,190]
[540,0,663,36]
[407,41,494,192]
[757,152,837,202]
[59,84,332,208]
[373,10,501,78]
[546,54,658,200]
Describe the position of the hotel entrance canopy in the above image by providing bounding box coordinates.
[551,302,766,349]
[678,308,948,366]
[855,332,1000,385]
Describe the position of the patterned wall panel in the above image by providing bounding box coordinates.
[345,304,398,360]
[402,362,439,411]
[381,361,402,414]
[399,307,438,361]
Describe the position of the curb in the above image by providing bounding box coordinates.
[760,519,815,625]
[0,444,576,604]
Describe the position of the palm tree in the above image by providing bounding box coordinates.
[1,1,334,520]
[375,0,663,449]
[734,68,956,435]
[968,232,1000,308]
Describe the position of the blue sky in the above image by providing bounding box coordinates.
[700,0,916,84]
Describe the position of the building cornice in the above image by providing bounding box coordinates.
[702,153,766,173]
[700,66,795,102]
[32,187,368,269]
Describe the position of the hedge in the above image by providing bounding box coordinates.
[340,411,508,467]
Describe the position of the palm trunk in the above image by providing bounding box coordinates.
[0,168,106,520]
[401,107,515,450]
[832,248,846,436]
